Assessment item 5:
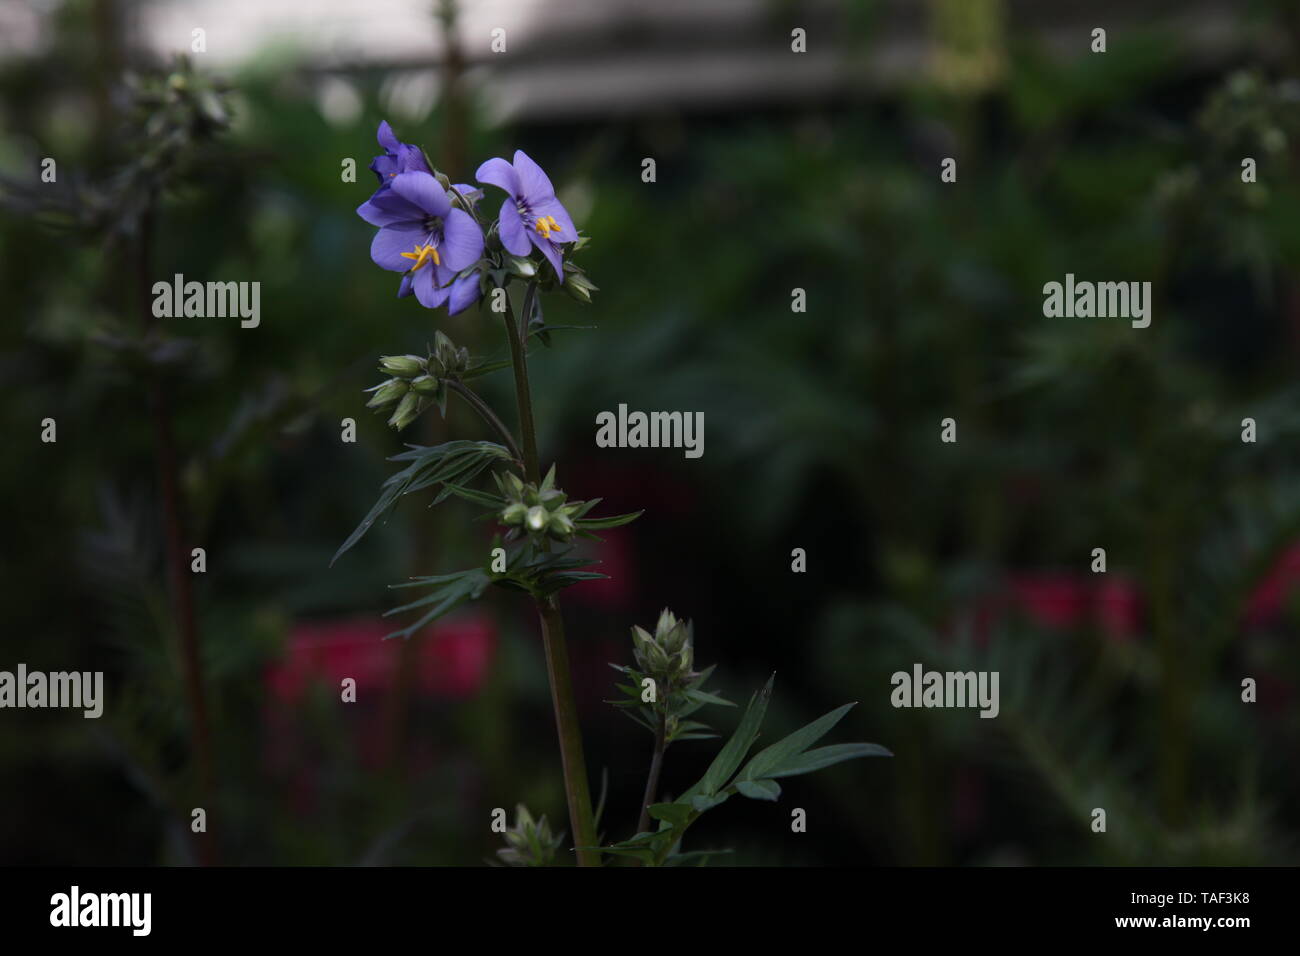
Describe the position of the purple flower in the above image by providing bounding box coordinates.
[475,150,577,279]
[357,171,484,311]
[442,271,483,315]
[370,120,430,188]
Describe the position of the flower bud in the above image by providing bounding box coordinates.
[525,506,547,532]
[547,512,575,538]
[562,276,593,304]
[379,354,426,378]
[387,391,422,431]
[630,610,696,689]
[495,803,562,867]
[501,502,528,526]
[505,254,537,278]
[655,608,679,639]
[645,640,670,674]
[503,472,527,500]
[673,644,693,677]
[410,374,440,394]
[365,378,407,408]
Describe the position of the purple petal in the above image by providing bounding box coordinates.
[391,171,450,217]
[476,157,521,197]
[529,196,577,243]
[412,264,450,309]
[396,143,431,174]
[376,120,399,152]
[512,150,556,201]
[529,231,564,279]
[438,208,483,272]
[397,274,414,298]
[498,200,530,256]
[447,273,481,315]
[357,190,420,227]
[370,154,400,184]
[371,223,425,272]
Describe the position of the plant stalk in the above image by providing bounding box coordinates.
[136,202,217,865]
[501,295,540,481]
[446,379,524,466]
[636,712,668,836]
[501,284,599,866]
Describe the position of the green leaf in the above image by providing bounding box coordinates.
[738,701,856,782]
[605,831,657,849]
[646,802,693,828]
[580,845,653,864]
[441,482,506,509]
[461,359,511,381]
[684,688,734,708]
[381,567,491,639]
[574,510,644,530]
[689,793,730,812]
[735,778,781,801]
[332,440,511,565]
[765,742,893,779]
[683,674,774,798]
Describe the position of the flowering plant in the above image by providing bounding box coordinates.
[337,122,891,865]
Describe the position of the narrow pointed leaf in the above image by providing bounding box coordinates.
[765,742,893,779]
[738,701,856,783]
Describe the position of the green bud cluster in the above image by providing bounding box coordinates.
[495,804,563,867]
[366,354,435,431]
[631,608,695,689]
[364,332,471,432]
[561,253,599,304]
[497,466,581,543]
[430,329,470,377]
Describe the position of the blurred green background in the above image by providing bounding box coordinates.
[1,0,1298,865]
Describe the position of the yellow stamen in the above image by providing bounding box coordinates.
[534,215,562,239]
[400,243,440,271]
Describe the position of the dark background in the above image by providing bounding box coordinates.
[1,0,1298,866]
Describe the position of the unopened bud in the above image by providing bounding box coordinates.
[526,506,547,532]
[380,354,426,378]
[365,378,407,408]
[562,276,593,304]
[388,391,422,431]
[506,254,537,278]
[410,374,440,394]
[548,512,575,538]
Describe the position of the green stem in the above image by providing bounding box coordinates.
[501,283,599,866]
[446,379,524,466]
[537,598,599,867]
[502,292,540,481]
[636,712,668,836]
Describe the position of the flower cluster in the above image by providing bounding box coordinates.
[631,608,695,689]
[494,804,564,867]
[497,466,585,544]
[356,121,590,315]
[608,608,729,748]
[364,331,470,430]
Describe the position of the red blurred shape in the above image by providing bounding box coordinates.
[267,612,495,706]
